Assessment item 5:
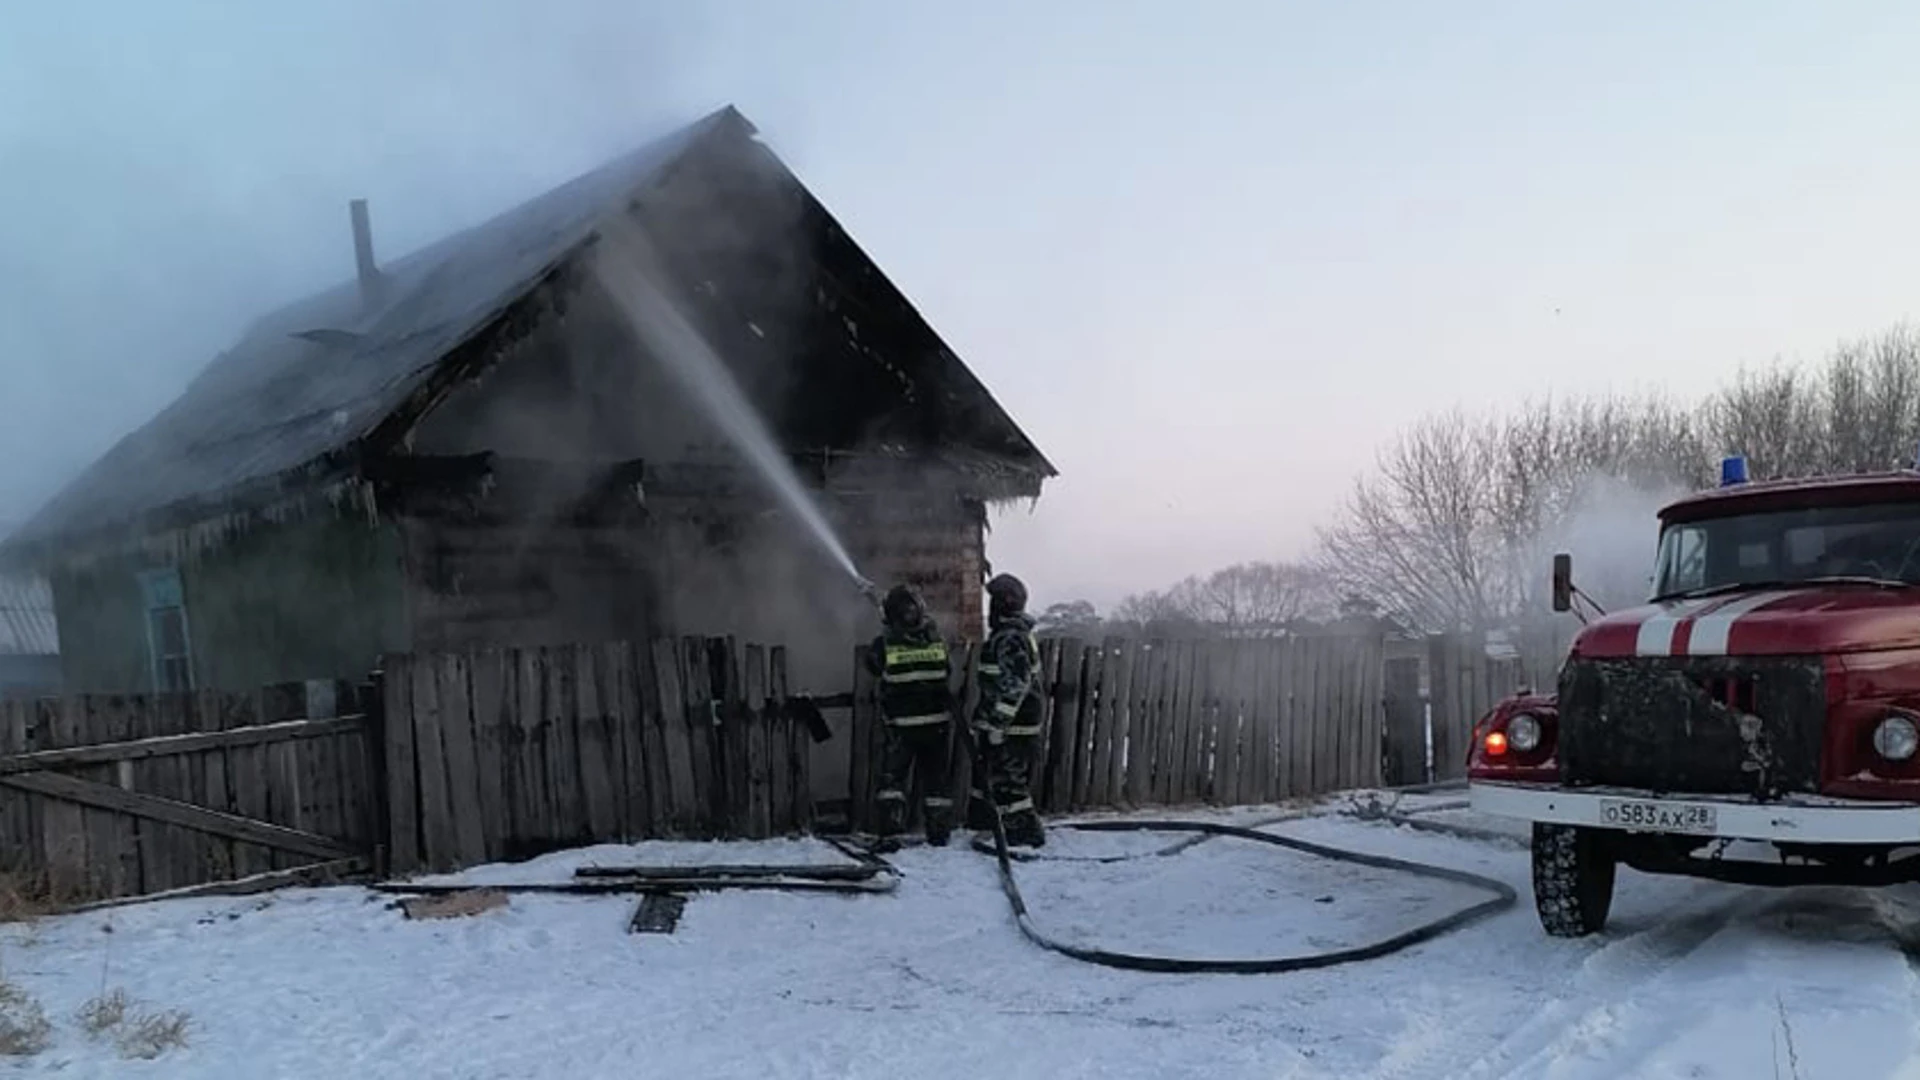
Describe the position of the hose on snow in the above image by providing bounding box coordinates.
[958,728,1516,974]
[970,812,1517,974]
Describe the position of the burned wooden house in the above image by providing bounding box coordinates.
[0,105,1055,698]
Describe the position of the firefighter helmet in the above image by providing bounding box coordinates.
[882,583,927,628]
[985,572,1028,615]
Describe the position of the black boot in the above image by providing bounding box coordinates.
[875,794,907,850]
[966,791,996,832]
[923,803,954,848]
[1005,810,1046,849]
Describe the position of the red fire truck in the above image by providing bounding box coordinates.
[1469,456,1920,936]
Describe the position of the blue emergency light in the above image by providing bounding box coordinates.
[1720,455,1749,486]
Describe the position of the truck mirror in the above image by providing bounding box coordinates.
[1551,553,1573,612]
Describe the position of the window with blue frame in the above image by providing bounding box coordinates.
[137,568,194,693]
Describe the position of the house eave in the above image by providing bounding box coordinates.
[0,463,376,574]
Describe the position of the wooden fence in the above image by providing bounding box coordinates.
[3,625,1562,906]
[0,680,377,905]
[1425,633,1558,782]
[845,633,1387,830]
[381,637,805,875]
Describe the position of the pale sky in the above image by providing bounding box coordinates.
[6,1,1920,612]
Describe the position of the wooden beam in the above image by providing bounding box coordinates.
[69,857,371,914]
[574,862,880,882]
[0,771,359,861]
[0,715,365,776]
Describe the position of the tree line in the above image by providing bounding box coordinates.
[1039,323,1920,643]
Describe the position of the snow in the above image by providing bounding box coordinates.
[3,793,1920,1078]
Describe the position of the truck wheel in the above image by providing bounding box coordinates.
[1532,823,1616,938]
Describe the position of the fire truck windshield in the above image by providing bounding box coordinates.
[1652,501,1920,599]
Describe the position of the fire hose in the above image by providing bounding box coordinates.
[955,726,1518,974]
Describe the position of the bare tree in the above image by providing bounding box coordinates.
[1314,409,1508,633]
[1179,561,1335,632]
[1701,363,1825,480]
[1109,561,1337,637]
[1110,587,1212,638]
[1035,599,1105,639]
[1821,324,1920,473]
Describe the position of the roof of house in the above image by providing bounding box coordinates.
[0,576,57,657]
[2,104,1053,566]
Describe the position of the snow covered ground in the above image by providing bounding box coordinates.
[5,791,1920,1079]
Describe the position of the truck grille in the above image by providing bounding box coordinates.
[1556,655,1826,800]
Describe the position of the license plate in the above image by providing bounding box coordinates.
[1598,798,1719,835]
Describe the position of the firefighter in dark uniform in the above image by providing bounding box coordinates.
[862,583,956,848]
[969,572,1047,848]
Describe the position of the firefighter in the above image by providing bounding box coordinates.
[862,583,956,848]
[968,572,1047,848]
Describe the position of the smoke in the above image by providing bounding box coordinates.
[1519,472,1691,631]
[0,2,732,534]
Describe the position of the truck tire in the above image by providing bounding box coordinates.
[1532,823,1615,937]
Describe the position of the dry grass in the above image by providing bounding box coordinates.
[77,988,191,1060]
[114,1007,191,1060]
[74,987,128,1037]
[0,978,53,1057]
[0,873,58,926]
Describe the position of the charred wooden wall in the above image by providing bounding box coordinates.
[836,494,988,644]
[49,515,407,694]
[397,516,660,655]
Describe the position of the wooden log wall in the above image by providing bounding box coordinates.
[844,633,1388,828]
[382,636,805,875]
[0,680,376,906]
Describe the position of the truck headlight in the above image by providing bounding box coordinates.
[1874,715,1919,762]
[1506,713,1542,753]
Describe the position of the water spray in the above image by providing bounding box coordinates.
[589,217,872,601]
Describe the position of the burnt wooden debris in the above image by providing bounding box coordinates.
[629,892,688,934]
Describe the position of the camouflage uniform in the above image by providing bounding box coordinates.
[969,575,1046,848]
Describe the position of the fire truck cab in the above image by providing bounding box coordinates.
[1470,456,1920,937]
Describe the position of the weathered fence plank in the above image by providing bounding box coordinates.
[604,642,649,841]
[88,696,139,896]
[381,657,419,874]
[773,645,806,834]
[743,643,773,840]
[682,637,719,838]
[572,646,621,845]
[653,640,696,837]
[468,651,512,860]
[1043,640,1085,813]
[632,642,670,836]
[1070,642,1103,810]
[948,642,980,818]
[508,647,546,848]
